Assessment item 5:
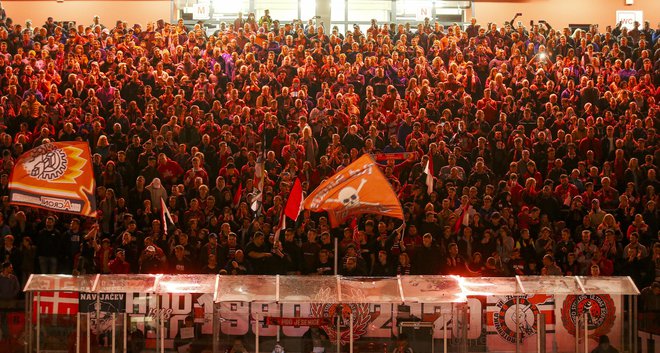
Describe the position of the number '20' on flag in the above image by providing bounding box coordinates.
[9,142,96,217]
[303,154,404,227]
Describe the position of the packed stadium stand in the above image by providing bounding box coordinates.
[0,8,656,304]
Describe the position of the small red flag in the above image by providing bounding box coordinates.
[233,182,243,207]
[284,178,303,221]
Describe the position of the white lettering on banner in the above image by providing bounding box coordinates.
[35,288,630,353]
[555,294,621,353]
[80,293,125,301]
[40,196,76,211]
[280,303,312,337]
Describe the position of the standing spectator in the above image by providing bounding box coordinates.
[19,237,36,286]
[0,262,19,300]
[36,216,63,274]
[108,248,130,274]
[146,178,168,213]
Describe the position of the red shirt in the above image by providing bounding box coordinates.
[108,258,130,274]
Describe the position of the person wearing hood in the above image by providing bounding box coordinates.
[146,178,168,213]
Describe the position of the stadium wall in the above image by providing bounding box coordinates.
[1,0,171,27]
[470,0,659,30]
[0,0,658,32]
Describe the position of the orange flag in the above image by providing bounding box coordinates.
[303,154,404,227]
[9,142,96,216]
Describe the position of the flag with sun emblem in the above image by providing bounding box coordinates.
[303,154,403,227]
[9,142,96,217]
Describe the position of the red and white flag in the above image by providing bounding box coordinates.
[251,158,265,212]
[424,158,434,195]
[34,290,79,318]
[284,178,303,221]
[274,178,302,240]
[274,210,286,240]
[161,198,174,234]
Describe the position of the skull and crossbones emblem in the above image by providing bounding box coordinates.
[326,179,379,208]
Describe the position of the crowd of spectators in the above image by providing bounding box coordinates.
[0,10,658,300]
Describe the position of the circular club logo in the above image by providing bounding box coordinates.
[561,294,615,339]
[493,295,540,343]
[25,144,68,181]
[310,303,373,344]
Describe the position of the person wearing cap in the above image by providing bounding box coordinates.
[139,154,159,185]
[139,237,165,274]
[108,248,130,274]
[199,232,220,268]
[588,198,607,226]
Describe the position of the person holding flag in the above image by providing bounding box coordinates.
[271,177,304,241]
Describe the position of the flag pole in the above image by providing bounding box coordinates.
[334,237,339,275]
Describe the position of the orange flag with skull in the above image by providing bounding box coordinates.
[303,154,403,227]
[9,142,97,217]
